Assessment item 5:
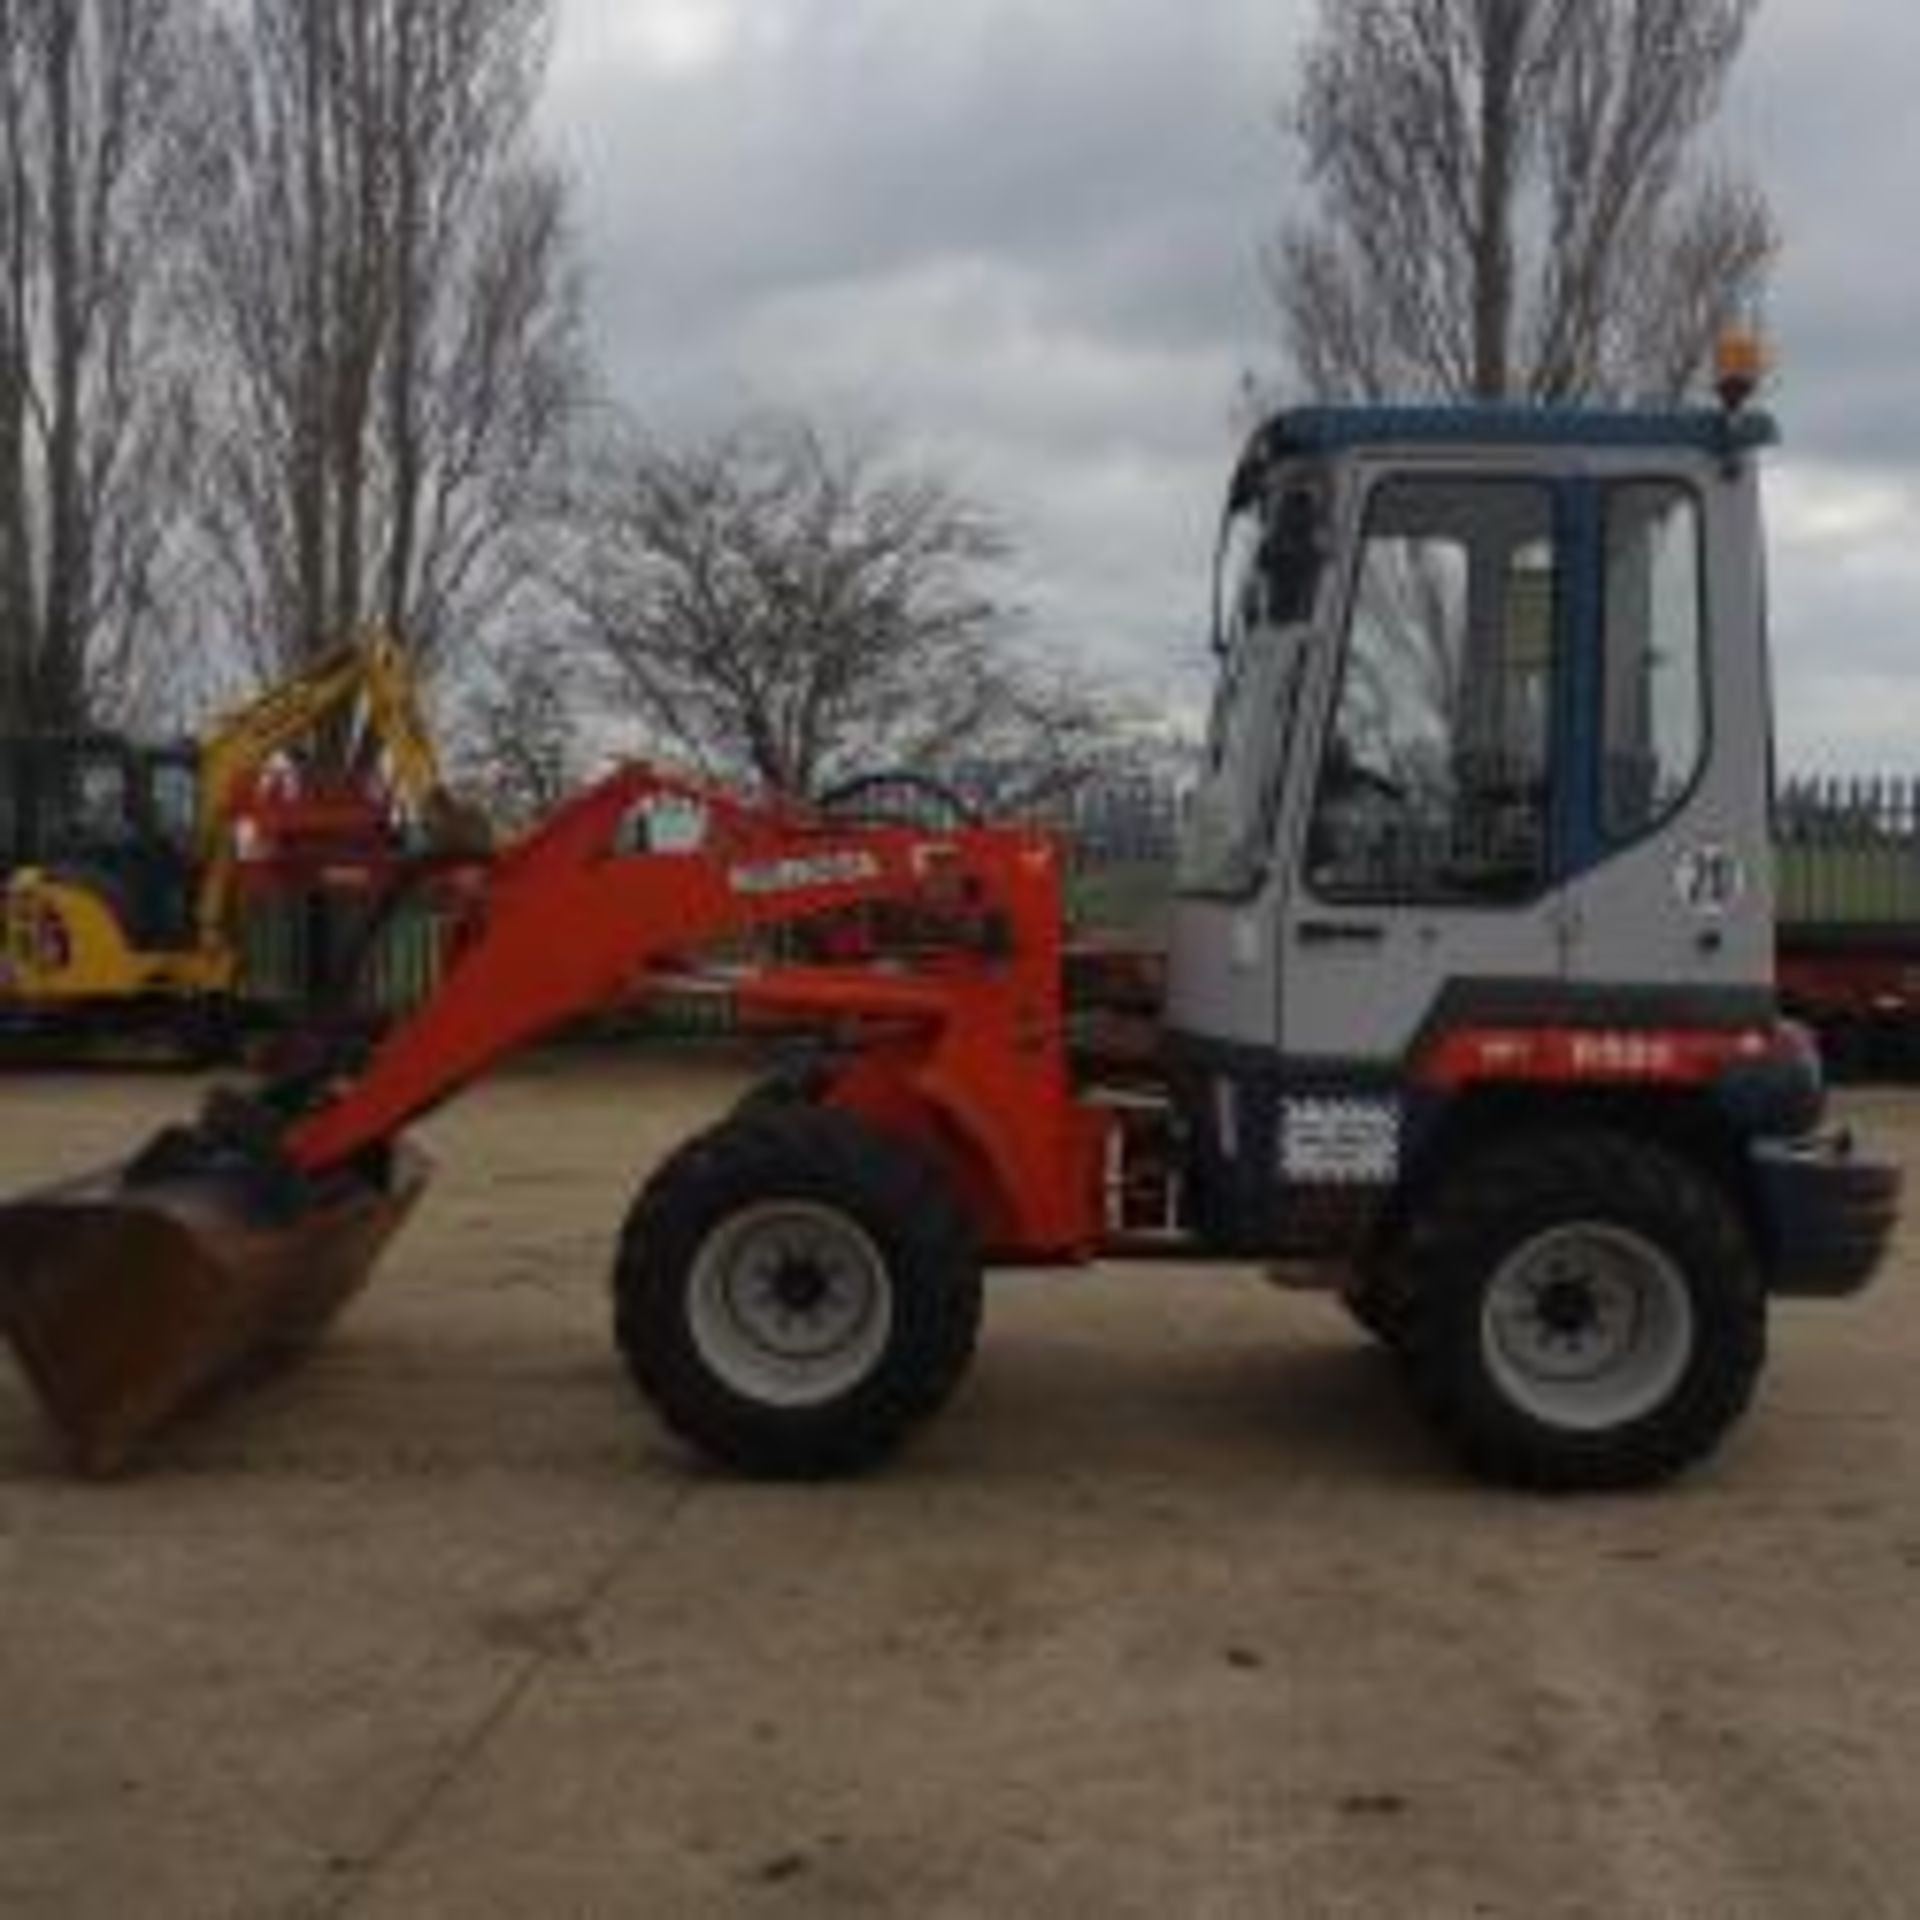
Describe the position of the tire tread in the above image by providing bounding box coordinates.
[614,1106,981,1478]
[1399,1129,1765,1491]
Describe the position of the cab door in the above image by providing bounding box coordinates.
[1278,469,1576,1070]
[1557,468,1776,1008]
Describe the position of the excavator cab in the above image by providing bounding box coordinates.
[1,734,202,965]
[44,737,200,949]
[2,733,222,1015]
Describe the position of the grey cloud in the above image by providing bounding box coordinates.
[1732,2,1920,469]
[553,0,1304,326]
[544,0,1307,703]
[548,0,1920,769]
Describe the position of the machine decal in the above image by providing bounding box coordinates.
[635,794,711,853]
[1418,1023,1777,1091]
[1279,1097,1400,1185]
[728,851,883,897]
[1567,1031,1679,1075]
[1674,843,1746,917]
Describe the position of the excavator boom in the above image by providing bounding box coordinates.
[193,625,451,941]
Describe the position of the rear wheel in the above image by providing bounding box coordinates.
[1399,1131,1766,1490]
[614,1107,981,1477]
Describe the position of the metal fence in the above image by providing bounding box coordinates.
[1776,776,1920,929]
[231,778,1193,1024]
[1052,771,1920,934]
[1051,777,1183,867]
[234,770,1920,1023]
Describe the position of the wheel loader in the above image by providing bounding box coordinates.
[0,376,1900,1488]
[0,628,459,1049]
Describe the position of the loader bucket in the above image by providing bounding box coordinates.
[0,1146,427,1475]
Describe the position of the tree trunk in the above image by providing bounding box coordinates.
[0,52,33,730]
[295,2,333,661]
[42,2,86,728]
[1273,0,1772,407]
[186,0,581,706]
[382,2,422,641]
[1471,0,1522,401]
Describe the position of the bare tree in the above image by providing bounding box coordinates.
[1271,0,1776,404]
[456,633,583,827]
[179,0,582,688]
[0,0,200,733]
[556,414,1128,806]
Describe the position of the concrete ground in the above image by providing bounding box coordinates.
[2,1056,1919,1918]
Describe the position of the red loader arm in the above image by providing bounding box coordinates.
[286,765,1108,1263]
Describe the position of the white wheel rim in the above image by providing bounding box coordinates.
[1480,1223,1695,1433]
[687,1201,894,1409]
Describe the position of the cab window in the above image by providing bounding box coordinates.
[149,758,199,851]
[1601,483,1706,841]
[1180,474,1327,897]
[40,751,133,853]
[1309,477,1558,903]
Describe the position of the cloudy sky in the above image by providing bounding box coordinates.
[543,0,1920,773]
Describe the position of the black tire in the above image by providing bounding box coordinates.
[728,1057,826,1120]
[614,1106,982,1478]
[1398,1130,1766,1491]
[1341,1258,1412,1350]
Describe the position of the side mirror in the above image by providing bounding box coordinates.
[1210,507,1235,660]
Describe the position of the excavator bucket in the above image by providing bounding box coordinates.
[0,1145,427,1475]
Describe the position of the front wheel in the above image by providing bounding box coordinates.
[1341,1258,1412,1351]
[1399,1131,1766,1491]
[614,1107,982,1478]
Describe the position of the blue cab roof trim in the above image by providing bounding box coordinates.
[1262,404,1780,455]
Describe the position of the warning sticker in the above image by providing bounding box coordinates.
[1279,1098,1401,1186]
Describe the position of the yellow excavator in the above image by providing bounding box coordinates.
[0,629,458,1050]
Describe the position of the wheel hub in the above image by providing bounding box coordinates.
[1481,1222,1695,1432]
[768,1257,832,1317]
[1535,1276,1601,1341]
[687,1201,895,1408]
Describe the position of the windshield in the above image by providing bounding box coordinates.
[39,748,135,856]
[146,753,199,852]
[1179,466,1327,896]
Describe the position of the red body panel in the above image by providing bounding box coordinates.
[285,766,1110,1264]
[1414,1022,1781,1093]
